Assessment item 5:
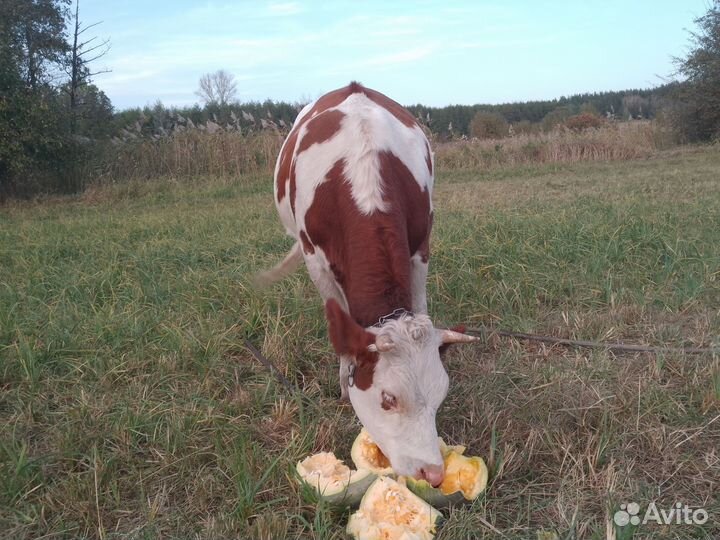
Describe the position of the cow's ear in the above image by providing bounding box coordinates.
[325,299,376,358]
[439,324,467,356]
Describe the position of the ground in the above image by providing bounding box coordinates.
[1,147,719,539]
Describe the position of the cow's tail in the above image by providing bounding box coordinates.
[252,241,303,288]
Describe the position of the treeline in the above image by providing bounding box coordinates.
[1,0,114,198]
[408,86,670,137]
[111,87,666,142]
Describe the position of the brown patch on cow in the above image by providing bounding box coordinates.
[360,86,418,129]
[417,211,432,263]
[299,230,315,254]
[329,261,344,290]
[289,161,297,216]
[325,299,378,390]
[276,129,299,203]
[300,85,356,124]
[353,349,378,390]
[297,109,345,155]
[424,140,433,175]
[305,155,430,328]
[377,151,432,258]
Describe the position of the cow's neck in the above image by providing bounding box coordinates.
[342,240,413,328]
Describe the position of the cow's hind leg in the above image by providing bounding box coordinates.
[253,241,303,288]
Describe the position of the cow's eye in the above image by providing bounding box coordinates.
[381,391,397,410]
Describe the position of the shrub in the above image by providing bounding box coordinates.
[512,120,541,136]
[470,111,509,139]
[541,107,573,132]
[564,113,605,132]
[0,88,87,199]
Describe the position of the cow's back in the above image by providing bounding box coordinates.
[274,83,433,234]
[273,83,434,325]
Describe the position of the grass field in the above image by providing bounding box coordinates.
[1,146,719,539]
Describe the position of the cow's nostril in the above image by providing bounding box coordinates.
[419,464,444,488]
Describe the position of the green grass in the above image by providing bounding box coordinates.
[1,147,719,539]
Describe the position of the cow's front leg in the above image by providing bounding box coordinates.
[339,354,352,401]
[304,250,352,400]
[409,252,429,314]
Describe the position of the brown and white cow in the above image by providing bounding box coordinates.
[258,82,477,487]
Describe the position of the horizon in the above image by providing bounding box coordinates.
[82,1,707,111]
[113,81,666,112]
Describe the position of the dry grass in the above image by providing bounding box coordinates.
[433,121,673,171]
[438,343,720,539]
[96,131,284,183]
[93,121,673,186]
[1,146,718,539]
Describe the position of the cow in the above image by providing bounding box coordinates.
[257,82,477,487]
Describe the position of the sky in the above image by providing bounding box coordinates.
[81,0,709,111]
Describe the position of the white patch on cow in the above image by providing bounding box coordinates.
[333,97,386,214]
[336,92,432,215]
[278,91,433,242]
[349,313,448,478]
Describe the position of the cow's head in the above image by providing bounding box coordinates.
[324,299,477,487]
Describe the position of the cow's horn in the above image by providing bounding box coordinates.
[438,329,479,344]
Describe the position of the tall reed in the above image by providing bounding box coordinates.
[96,131,284,183]
[433,121,672,171]
[95,121,672,185]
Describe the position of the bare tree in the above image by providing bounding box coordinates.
[63,0,111,132]
[196,70,238,106]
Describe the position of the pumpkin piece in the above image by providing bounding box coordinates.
[350,428,394,475]
[346,476,442,540]
[405,451,488,508]
[296,451,376,506]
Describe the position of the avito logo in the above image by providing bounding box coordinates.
[614,502,709,527]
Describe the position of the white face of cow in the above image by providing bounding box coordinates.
[324,299,478,486]
[351,315,449,480]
